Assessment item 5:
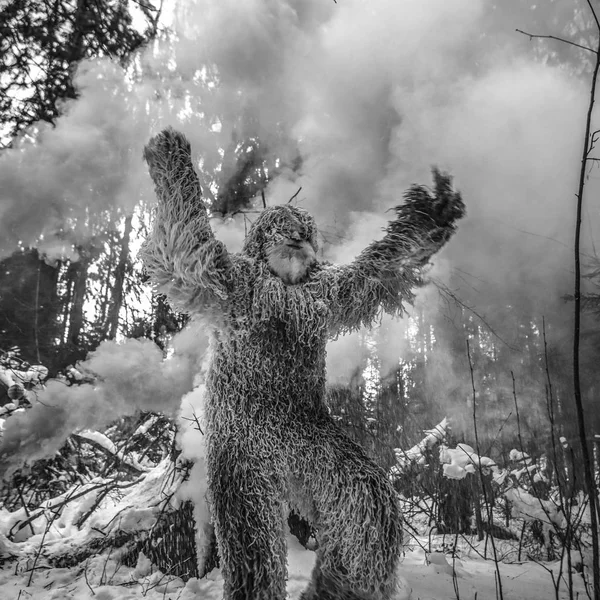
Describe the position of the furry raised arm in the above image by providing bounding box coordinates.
[140,128,234,316]
[325,169,465,335]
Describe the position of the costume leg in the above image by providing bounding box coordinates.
[292,419,403,600]
[208,434,288,600]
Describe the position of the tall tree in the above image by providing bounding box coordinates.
[0,249,61,369]
[0,0,160,370]
[0,0,160,140]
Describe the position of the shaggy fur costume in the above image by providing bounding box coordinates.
[141,128,465,600]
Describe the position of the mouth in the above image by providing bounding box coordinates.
[286,243,303,249]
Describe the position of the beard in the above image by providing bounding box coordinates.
[266,241,316,285]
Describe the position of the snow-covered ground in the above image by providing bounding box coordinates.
[0,533,587,600]
[0,447,589,600]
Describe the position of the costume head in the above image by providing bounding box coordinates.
[242,205,319,284]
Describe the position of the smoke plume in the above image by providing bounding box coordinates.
[167,0,598,347]
[0,329,207,479]
[0,60,152,261]
[1,0,599,455]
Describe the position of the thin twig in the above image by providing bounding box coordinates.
[467,340,504,600]
[180,408,204,435]
[10,479,139,539]
[511,371,572,599]
[34,259,41,364]
[99,545,114,586]
[17,484,36,537]
[433,279,518,351]
[516,29,597,54]
[84,559,96,596]
[75,485,115,529]
[287,186,302,204]
[27,499,65,586]
[72,433,146,475]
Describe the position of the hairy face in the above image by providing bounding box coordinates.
[242,205,319,285]
[266,231,316,285]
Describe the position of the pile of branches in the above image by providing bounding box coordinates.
[0,387,203,580]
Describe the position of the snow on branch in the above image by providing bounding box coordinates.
[5,478,139,542]
[0,362,48,413]
[391,417,450,474]
[389,416,507,485]
[0,458,181,552]
[72,430,148,475]
[0,337,205,479]
[504,487,565,530]
[440,443,506,484]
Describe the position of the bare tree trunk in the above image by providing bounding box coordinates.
[519,8,600,594]
[107,215,133,339]
[98,233,118,332]
[61,263,74,344]
[66,254,90,350]
[471,475,484,542]
[572,6,600,597]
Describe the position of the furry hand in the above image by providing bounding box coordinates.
[429,168,465,227]
[379,169,465,267]
[143,127,193,173]
[388,168,465,247]
[396,169,465,229]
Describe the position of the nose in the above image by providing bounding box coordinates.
[290,231,301,242]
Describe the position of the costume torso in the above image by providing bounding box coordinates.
[205,261,333,427]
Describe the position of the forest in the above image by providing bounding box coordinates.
[1,0,600,599]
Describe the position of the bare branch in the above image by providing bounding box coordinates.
[83,559,95,596]
[72,433,146,475]
[590,128,600,151]
[287,186,303,204]
[516,29,597,54]
[181,409,204,435]
[432,278,519,351]
[9,479,140,539]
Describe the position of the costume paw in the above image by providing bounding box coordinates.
[430,168,465,228]
[396,169,465,231]
[143,127,193,169]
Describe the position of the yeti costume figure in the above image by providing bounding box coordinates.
[141,128,465,600]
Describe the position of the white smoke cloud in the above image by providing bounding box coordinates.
[402,60,595,347]
[3,0,593,301]
[287,0,485,223]
[167,0,597,389]
[0,327,208,479]
[1,0,598,445]
[0,60,152,261]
